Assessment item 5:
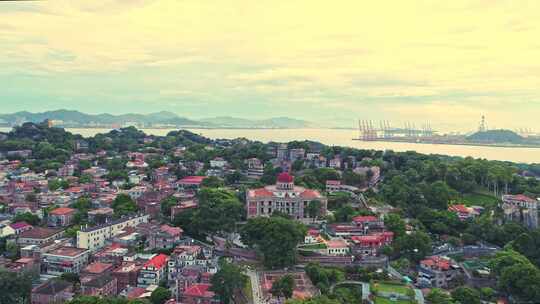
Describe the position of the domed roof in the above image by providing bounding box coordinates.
[277,172,294,183]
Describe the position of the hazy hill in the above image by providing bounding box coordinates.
[0,110,203,126]
[467,129,524,144]
[0,110,313,129]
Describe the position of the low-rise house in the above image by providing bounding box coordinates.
[417,256,460,288]
[350,232,394,257]
[47,207,76,227]
[82,261,115,276]
[168,244,217,283]
[137,254,169,288]
[326,238,350,256]
[329,157,342,169]
[352,215,385,233]
[93,243,130,264]
[289,148,305,161]
[325,180,342,192]
[448,204,481,220]
[326,224,365,237]
[113,262,143,292]
[175,176,207,191]
[17,227,64,246]
[246,158,264,178]
[210,157,228,169]
[304,229,320,244]
[1,257,39,274]
[0,222,15,237]
[181,283,218,304]
[43,246,90,275]
[170,265,212,298]
[81,274,118,297]
[170,200,198,220]
[31,279,74,304]
[87,207,114,224]
[137,224,183,250]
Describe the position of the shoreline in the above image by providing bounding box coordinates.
[352,139,540,150]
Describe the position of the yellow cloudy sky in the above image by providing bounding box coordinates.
[1,0,540,131]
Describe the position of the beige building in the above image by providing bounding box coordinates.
[246,173,327,221]
[77,214,149,252]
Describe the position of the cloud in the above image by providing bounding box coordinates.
[0,0,539,131]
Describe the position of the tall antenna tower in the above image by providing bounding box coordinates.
[479,115,487,132]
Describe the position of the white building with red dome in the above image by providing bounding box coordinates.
[246,173,327,221]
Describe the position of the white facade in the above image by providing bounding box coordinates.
[77,214,149,252]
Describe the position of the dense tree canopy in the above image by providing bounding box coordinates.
[173,188,244,238]
[241,216,307,268]
[210,260,248,304]
[111,194,138,217]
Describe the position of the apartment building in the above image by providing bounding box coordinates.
[77,214,149,252]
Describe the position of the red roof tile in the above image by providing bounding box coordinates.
[49,207,76,216]
[183,283,214,298]
[10,221,31,230]
[84,262,113,274]
[299,189,320,199]
[352,215,378,223]
[143,253,168,270]
[277,172,294,183]
[178,176,207,184]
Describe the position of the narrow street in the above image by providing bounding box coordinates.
[246,268,264,304]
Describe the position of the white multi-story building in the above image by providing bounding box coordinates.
[137,254,169,288]
[77,214,149,252]
[43,246,90,275]
[501,194,538,229]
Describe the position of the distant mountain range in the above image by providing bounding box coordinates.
[0,110,313,129]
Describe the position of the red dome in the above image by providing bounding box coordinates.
[277,172,294,183]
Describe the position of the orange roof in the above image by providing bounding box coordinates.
[84,262,113,274]
[183,284,214,298]
[421,256,451,271]
[144,253,168,270]
[250,188,274,197]
[299,189,321,199]
[49,207,76,216]
[448,204,470,213]
[352,215,378,223]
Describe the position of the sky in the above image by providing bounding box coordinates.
[1,0,540,132]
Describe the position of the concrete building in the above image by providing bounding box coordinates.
[81,274,118,297]
[137,254,169,288]
[417,256,460,288]
[42,246,90,275]
[289,148,305,161]
[246,158,264,178]
[17,227,64,246]
[77,214,149,252]
[501,194,538,229]
[31,279,74,304]
[47,207,76,227]
[181,284,218,304]
[137,223,183,250]
[246,173,327,221]
[112,262,143,292]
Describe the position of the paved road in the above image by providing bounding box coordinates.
[387,264,404,280]
[361,282,371,301]
[246,268,264,304]
[414,288,425,304]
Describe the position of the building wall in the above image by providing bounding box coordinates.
[247,196,327,221]
[77,214,149,251]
